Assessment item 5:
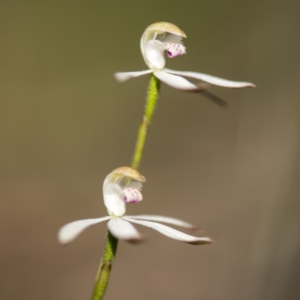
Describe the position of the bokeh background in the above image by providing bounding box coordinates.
[1,1,300,299]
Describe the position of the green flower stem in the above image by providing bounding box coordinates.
[131,74,161,169]
[92,231,117,300]
[91,74,160,300]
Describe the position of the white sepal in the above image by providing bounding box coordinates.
[107,218,142,242]
[145,40,166,70]
[114,70,152,82]
[123,217,212,245]
[164,69,256,88]
[58,216,111,245]
[154,70,200,91]
[103,183,126,217]
[126,215,200,231]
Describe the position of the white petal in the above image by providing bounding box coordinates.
[58,217,110,245]
[154,70,200,91]
[123,217,212,245]
[107,218,142,242]
[140,30,157,67]
[114,70,152,82]
[164,69,256,88]
[126,215,200,231]
[103,183,126,217]
[145,40,166,70]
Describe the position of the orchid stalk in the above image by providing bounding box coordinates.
[59,21,255,300]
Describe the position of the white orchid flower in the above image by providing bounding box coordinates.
[58,167,212,245]
[115,22,255,91]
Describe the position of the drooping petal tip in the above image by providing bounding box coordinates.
[247,82,256,88]
[187,237,214,245]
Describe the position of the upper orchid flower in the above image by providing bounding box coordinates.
[115,22,255,91]
[58,167,212,245]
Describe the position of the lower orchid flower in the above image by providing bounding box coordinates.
[115,22,255,91]
[58,167,212,245]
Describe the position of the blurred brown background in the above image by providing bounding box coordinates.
[1,0,300,299]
